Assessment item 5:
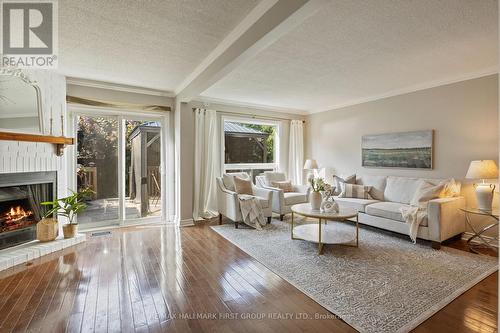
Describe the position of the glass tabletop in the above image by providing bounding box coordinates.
[461,207,499,218]
[291,203,358,219]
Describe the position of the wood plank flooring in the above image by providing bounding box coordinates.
[0,219,496,333]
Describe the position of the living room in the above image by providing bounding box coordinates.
[0,0,498,332]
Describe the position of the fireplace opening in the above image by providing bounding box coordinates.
[0,198,35,232]
[0,172,57,250]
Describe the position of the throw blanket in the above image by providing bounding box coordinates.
[400,205,428,243]
[238,195,266,230]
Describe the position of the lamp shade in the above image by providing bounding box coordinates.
[465,160,499,179]
[303,159,319,170]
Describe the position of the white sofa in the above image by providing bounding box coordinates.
[216,172,273,228]
[255,172,310,220]
[334,175,466,248]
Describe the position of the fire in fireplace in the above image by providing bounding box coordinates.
[0,204,35,232]
[0,172,57,250]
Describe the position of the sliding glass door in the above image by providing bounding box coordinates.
[76,115,120,225]
[70,109,167,229]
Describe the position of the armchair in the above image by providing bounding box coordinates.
[255,172,310,220]
[216,172,273,228]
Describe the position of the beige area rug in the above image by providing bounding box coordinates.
[211,220,497,333]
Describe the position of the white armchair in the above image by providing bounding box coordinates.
[255,172,310,220]
[216,172,273,228]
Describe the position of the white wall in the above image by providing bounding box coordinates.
[305,74,499,234]
[173,100,305,224]
[0,70,68,199]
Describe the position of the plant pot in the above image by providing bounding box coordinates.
[62,224,78,239]
[37,218,59,242]
[310,191,322,210]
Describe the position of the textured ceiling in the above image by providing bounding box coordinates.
[58,0,259,92]
[201,0,498,112]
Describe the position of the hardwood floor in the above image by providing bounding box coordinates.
[0,219,496,333]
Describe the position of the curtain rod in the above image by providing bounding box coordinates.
[193,108,305,123]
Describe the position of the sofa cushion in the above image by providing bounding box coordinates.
[384,176,422,204]
[284,192,308,205]
[334,197,380,213]
[365,202,428,226]
[356,175,387,200]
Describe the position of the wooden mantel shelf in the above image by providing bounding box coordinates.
[0,131,74,156]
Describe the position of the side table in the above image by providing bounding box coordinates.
[460,208,499,254]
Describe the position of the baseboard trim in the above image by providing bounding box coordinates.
[461,232,498,248]
[179,218,195,227]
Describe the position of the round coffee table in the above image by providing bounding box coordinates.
[291,203,359,254]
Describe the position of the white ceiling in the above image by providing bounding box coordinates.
[201,0,498,112]
[58,0,259,92]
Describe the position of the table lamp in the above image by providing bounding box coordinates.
[303,159,319,183]
[465,160,499,211]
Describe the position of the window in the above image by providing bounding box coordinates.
[223,118,279,181]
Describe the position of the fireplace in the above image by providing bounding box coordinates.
[0,172,57,250]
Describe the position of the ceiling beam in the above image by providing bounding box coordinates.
[175,0,327,102]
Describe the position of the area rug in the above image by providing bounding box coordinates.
[211,220,497,333]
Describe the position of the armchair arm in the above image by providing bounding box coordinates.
[427,196,466,242]
[252,186,273,202]
[216,178,241,221]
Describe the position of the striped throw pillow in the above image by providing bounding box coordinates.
[271,181,294,193]
[339,183,373,199]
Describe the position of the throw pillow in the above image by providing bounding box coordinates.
[339,183,373,199]
[222,174,236,191]
[332,174,356,195]
[223,173,250,191]
[271,180,294,192]
[233,176,253,195]
[410,180,445,206]
[439,178,461,198]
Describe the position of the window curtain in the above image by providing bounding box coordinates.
[288,120,304,185]
[193,109,219,220]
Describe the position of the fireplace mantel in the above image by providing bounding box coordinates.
[0,131,74,156]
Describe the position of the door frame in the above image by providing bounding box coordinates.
[67,105,170,229]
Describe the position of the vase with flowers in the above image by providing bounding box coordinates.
[309,177,327,210]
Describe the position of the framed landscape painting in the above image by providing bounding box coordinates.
[362,130,433,169]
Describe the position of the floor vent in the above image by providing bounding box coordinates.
[90,231,112,237]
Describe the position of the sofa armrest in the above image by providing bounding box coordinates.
[427,196,466,242]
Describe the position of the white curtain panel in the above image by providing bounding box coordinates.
[193,109,219,220]
[288,119,304,185]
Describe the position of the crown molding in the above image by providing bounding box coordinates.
[308,68,498,114]
[66,77,175,97]
[194,96,308,115]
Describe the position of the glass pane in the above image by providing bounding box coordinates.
[125,120,162,219]
[76,115,119,224]
[224,121,276,164]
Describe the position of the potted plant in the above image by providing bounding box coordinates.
[41,188,93,239]
[309,177,326,210]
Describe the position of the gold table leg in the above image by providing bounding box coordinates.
[318,218,323,254]
[355,215,359,247]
